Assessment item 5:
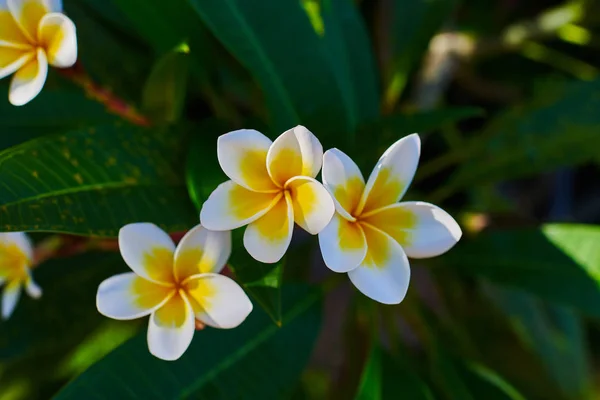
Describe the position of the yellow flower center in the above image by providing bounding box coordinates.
[0,241,29,282]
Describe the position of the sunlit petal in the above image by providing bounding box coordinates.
[243,192,293,263]
[217,129,278,192]
[147,292,195,361]
[200,180,281,231]
[96,272,173,320]
[7,0,49,42]
[174,225,231,281]
[293,125,323,178]
[1,279,21,319]
[356,134,421,214]
[0,5,31,47]
[118,223,176,285]
[0,47,33,79]
[185,273,253,329]
[322,148,365,219]
[38,12,76,68]
[9,47,48,106]
[318,213,366,273]
[266,127,304,186]
[286,176,334,235]
[347,224,410,304]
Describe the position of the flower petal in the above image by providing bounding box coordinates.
[243,191,293,263]
[347,224,410,304]
[200,180,281,231]
[147,292,195,361]
[266,127,304,186]
[356,133,421,215]
[24,272,41,298]
[364,202,461,259]
[318,213,366,273]
[118,223,176,285]
[174,225,231,281]
[217,129,278,192]
[0,5,31,47]
[38,12,76,68]
[286,176,334,235]
[0,231,33,261]
[1,279,21,319]
[9,47,48,106]
[96,272,173,320]
[322,148,365,219]
[184,273,253,329]
[293,125,323,178]
[0,47,34,79]
[7,0,49,43]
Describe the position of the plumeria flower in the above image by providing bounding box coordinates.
[200,126,335,263]
[0,0,77,105]
[0,232,42,319]
[96,223,253,361]
[318,134,462,304]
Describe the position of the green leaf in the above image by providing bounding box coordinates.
[384,0,456,106]
[142,44,190,124]
[381,352,434,400]
[0,125,197,237]
[458,362,526,400]
[321,0,380,132]
[355,342,382,400]
[55,284,323,399]
[0,253,140,398]
[187,0,349,136]
[439,224,600,317]
[451,78,600,189]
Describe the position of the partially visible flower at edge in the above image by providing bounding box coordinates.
[0,232,42,320]
[0,0,77,105]
[318,133,462,304]
[200,125,335,264]
[96,223,253,361]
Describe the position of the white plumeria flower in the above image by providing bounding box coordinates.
[200,126,335,263]
[0,232,42,320]
[0,0,77,105]
[318,134,462,304]
[96,223,253,361]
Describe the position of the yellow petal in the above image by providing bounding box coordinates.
[287,176,334,235]
[148,292,195,361]
[0,232,31,281]
[243,191,293,263]
[9,47,48,106]
[7,0,49,43]
[0,46,34,79]
[322,148,365,219]
[360,204,418,247]
[356,134,421,215]
[200,180,281,231]
[38,12,77,67]
[217,129,279,192]
[266,127,304,186]
[173,225,231,281]
[1,279,21,319]
[0,10,31,47]
[318,213,367,273]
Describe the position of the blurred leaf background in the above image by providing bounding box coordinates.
[2,0,600,398]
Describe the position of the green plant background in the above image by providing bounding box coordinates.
[2,0,600,399]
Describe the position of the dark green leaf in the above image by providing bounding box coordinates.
[322,0,380,133]
[0,125,197,237]
[381,352,434,400]
[355,342,382,400]
[142,44,190,124]
[451,79,600,189]
[458,362,526,400]
[439,224,600,317]
[187,0,349,136]
[55,284,322,399]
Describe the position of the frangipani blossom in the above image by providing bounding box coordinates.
[96,223,253,361]
[200,126,335,263]
[0,0,77,105]
[0,232,42,319]
[318,134,462,304]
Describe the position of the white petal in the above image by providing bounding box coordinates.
[0,231,33,261]
[285,176,334,235]
[217,129,278,192]
[243,192,293,263]
[147,292,195,361]
[7,0,49,42]
[322,148,365,219]
[0,48,33,79]
[38,13,76,68]
[96,273,173,320]
[266,127,304,186]
[292,125,323,179]
[1,280,21,319]
[24,273,41,298]
[184,273,253,329]
[45,0,61,12]
[118,223,176,285]
[9,47,48,106]
[347,225,411,304]
[357,133,421,215]
[200,180,281,231]
[380,202,462,258]
[318,213,367,273]
[174,224,231,281]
